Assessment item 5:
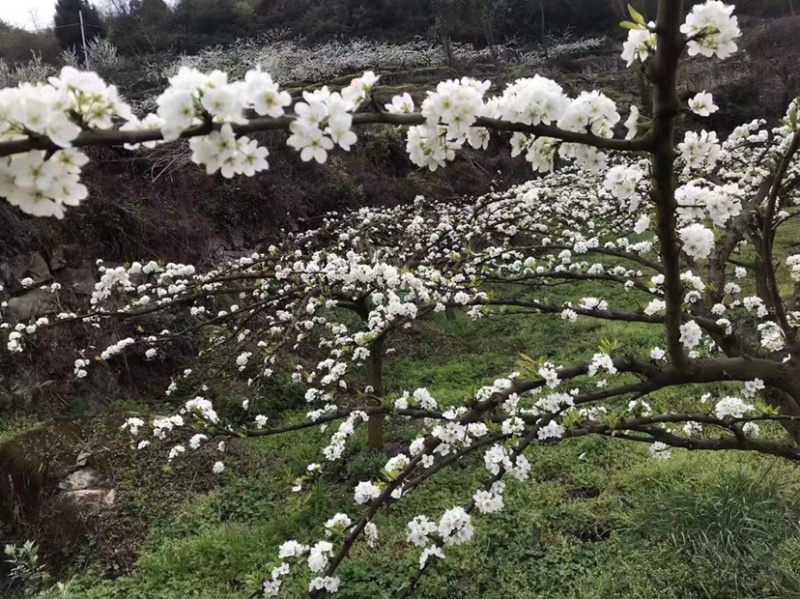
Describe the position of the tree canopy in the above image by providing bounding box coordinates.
[53,0,107,52]
[4,1,800,597]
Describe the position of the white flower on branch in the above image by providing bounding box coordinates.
[649,441,672,460]
[678,223,715,260]
[386,92,415,114]
[688,92,719,117]
[419,545,445,569]
[714,396,753,419]
[353,481,381,504]
[309,576,340,594]
[407,515,438,548]
[307,541,334,573]
[621,26,657,67]
[681,1,741,60]
[438,507,474,546]
[679,320,703,350]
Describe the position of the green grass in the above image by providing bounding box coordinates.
[5,254,800,598]
[59,434,800,599]
[27,294,798,599]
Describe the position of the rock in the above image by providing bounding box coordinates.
[9,379,56,408]
[7,289,57,322]
[88,365,122,397]
[9,252,50,284]
[59,467,104,492]
[0,262,13,290]
[229,229,245,249]
[76,451,91,467]
[0,418,125,556]
[58,245,86,268]
[61,488,115,507]
[48,247,67,271]
[204,235,229,260]
[55,261,96,296]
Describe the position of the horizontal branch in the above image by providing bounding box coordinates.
[0,112,652,159]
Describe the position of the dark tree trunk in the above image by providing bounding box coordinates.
[367,335,385,451]
[765,387,800,443]
[435,0,456,68]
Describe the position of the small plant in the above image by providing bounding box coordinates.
[0,53,55,88]
[87,38,121,74]
[4,541,52,595]
[59,48,81,69]
[38,581,74,599]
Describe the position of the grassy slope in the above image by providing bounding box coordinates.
[52,273,800,599]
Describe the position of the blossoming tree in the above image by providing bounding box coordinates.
[3,0,800,596]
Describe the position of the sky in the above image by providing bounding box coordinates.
[5,0,57,30]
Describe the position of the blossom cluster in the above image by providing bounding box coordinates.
[6,4,798,597]
[0,1,746,221]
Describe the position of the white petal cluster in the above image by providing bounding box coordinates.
[324,513,352,534]
[385,92,415,114]
[496,75,568,126]
[537,420,566,441]
[649,441,672,460]
[603,165,644,200]
[621,25,657,66]
[473,482,505,514]
[688,92,719,117]
[714,396,752,419]
[742,379,765,398]
[419,546,445,569]
[679,130,723,170]
[189,124,268,178]
[245,67,292,117]
[681,1,741,60]
[406,515,438,547]
[278,540,309,559]
[308,577,340,594]
[307,540,334,573]
[679,320,703,349]
[677,183,741,227]
[758,322,785,352]
[364,522,379,548]
[121,417,145,436]
[0,148,89,218]
[407,77,489,170]
[353,480,381,504]
[183,396,219,423]
[421,78,489,140]
[787,255,800,282]
[100,337,136,360]
[287,75,374,163]
[678,223,715,260]
[406,124,459,171]
[438,506,474,546]
[157,67,248,139]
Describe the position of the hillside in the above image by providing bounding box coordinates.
[3,3,800,599]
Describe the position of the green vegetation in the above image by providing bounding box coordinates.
[3,2,800,597]
[4,282,797,598]
[0,0,794,63]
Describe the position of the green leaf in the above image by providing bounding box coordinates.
[601,411,622,429]
[627,3,646,25]
[562,410,582,428]
[599,337,621,354]
[620,20,646,30]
